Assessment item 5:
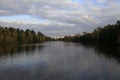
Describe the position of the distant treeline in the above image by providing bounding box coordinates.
[0,26,51,44]
[62,20,120,45]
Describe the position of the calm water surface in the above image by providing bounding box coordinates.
[0,41,120,80]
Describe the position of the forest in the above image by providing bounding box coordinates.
[0,26,51,45]
[63,20,120,45]
[0,20,120,45]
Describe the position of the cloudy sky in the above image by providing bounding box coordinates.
[0,0,120,37]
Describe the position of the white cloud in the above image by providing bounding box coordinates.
[0,0,120,36]
[97,0,106,3]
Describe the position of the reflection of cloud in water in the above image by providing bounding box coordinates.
[0,41,120,80]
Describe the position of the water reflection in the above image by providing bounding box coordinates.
[0,44,43,57]
[0,41,120,80]
[95,45,120,62]
[82,44,120,63]
[0,44,44,66]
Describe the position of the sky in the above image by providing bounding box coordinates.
[0,0,120,37]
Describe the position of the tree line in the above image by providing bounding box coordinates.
[0,26,51,44]
[62,20,120,45]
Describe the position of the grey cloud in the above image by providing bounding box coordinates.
[0,0,120,36]
[0,20,83,36]
[0,0,81,15]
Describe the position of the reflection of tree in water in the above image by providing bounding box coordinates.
[94,45,120,62]
[17,45,37,53]
[81,43,120,63]
[0,44,43,58]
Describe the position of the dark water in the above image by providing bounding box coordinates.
[0,41,120,80]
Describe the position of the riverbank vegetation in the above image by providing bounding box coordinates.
[0,26,51,45]
[62,20,120,45]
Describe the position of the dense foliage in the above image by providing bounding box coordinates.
[0,26,51,44]
[63,20,120,45]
